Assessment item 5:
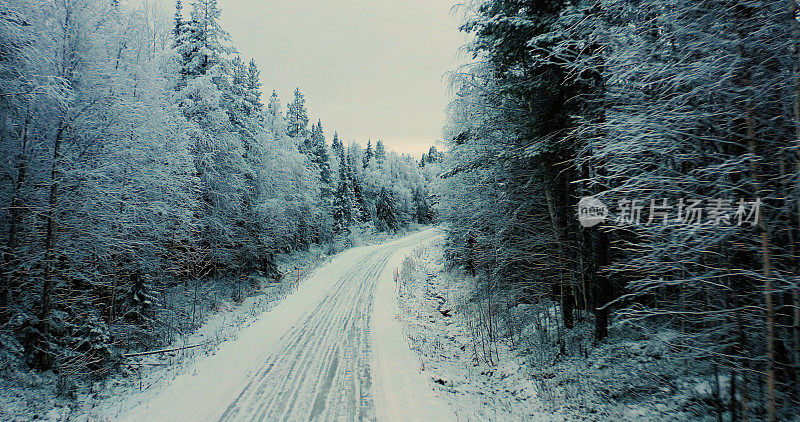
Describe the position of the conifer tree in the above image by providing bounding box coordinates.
[179,0,232,78]
[265,90,285,140]
[363,139,373,169]
[310,120,332,201]
[426,146,441,164]
[376,187,398,232]
[286,87,309,143]
[331,131,344,158]
[332,144,355,233]
[348,146,369,222]
[374,139,386,165]
[224,55,252,137]
[173,0,184,43]
[246,58,261,108]
[413,185,433,224]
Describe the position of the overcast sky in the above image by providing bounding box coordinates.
[213,0,465,157]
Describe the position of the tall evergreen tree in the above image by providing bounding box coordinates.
[374,139,386,165]
[310,120,332,201]
[173,0,184,43]
[223,55,253,137]
[426,146,441,164]
[376,187,397,232]
[178,0,232,78]
[265,90,285,140]
[246,58,262,108]
[412,185,433,224]
[286,87,309,143]
[332,145,355,233]
[363,139,373,169]
[331,131,344,158]
[347,143,369,222]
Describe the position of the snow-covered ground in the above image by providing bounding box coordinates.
[395,233,744,422]
[0,243,337,421]
[370,228,453,421]
[395,235,562,421]
[3,226,729,421]
[0,225,434,421]
[87,227,453,421]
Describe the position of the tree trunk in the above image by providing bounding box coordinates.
[793,46,800,400]
[730,368,738,422]
[37,119,66,370]
[544,184,573,330]
[1,113,31,315]
[761,229,776,422]
[592,229,610,340]
[748,122,775,421]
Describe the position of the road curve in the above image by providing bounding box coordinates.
[120,228,449,422]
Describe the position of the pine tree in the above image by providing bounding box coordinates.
[376,187,398,232]
[175,0,258,275]
[178,0,232,78]
[426,146,441,164]
[333,144,355,233]
[310,120,332,200]
[413,185,433,224]
[331,131,344,158]
[265,90,285,140]
[286,87,309,142]
[363,139,373,169]
[223,57,261,128]
[173,0,184,44]
[347,143,369,222]
[246,58,262,108]
[374,139,386,165]
[224,55,252,136]
[449,0,597,336]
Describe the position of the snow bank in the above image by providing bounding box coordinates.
[370,228,455,421]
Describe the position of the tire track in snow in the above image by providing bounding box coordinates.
[218,246,397,421]
[118,229,444,422]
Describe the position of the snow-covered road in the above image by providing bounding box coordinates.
[120,228,453,421]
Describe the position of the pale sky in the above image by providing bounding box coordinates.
[216,0,466,157]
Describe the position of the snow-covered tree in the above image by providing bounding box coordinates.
[179,0,231,77]
[331,131,344,158]
[173,0,185,44]
[376,187,398,232]
[265,89,285,141]
[333,145,355,233]
[374,139,386,166]
[246,58,262,107]
[363,139,373,169]
[286,87,309,141]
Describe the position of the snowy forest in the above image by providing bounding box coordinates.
[0,0,437,392]
[439,0,800,420]
[2,0,800,420]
